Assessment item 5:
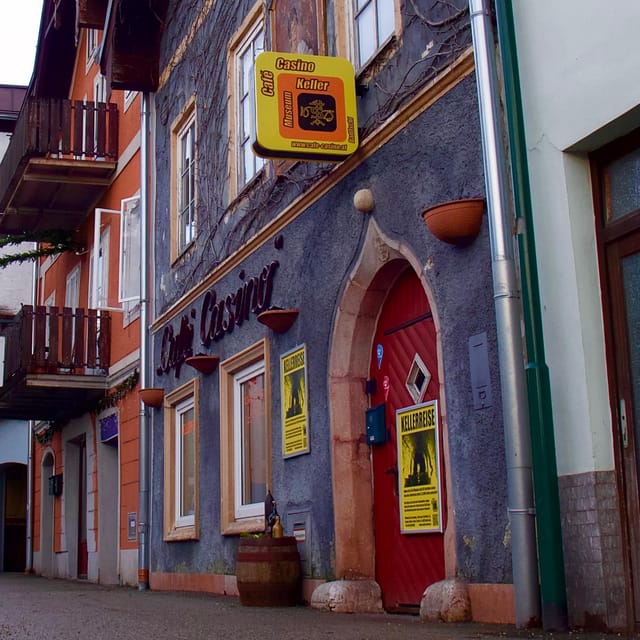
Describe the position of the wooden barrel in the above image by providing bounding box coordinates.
[236,536,302,606]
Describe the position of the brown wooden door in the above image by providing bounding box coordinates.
[368,268,445,612]
[604,231,640,622]
[594,131,640,623]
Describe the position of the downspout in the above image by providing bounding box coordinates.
[468,0,540,627]
[493,0,568,630]
[138,91,151,590]
[25,258,38,574]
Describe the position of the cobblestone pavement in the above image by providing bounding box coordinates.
[0,574,627,640]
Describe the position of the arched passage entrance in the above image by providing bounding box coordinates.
[327,219,455,610]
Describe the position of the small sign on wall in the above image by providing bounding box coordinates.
[253,52,359,161]
[127,512,137,541]
[396,401,442,534]
[281,344,310,458]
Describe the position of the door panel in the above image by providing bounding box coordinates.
[605,231,640,622]
[369,268,445,611]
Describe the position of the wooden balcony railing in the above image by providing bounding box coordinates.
[0,97,118,216]
[27,98,118,159]
[2,305,111,383]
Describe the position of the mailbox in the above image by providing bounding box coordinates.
[365,403,386,445]
[48,474,63,497]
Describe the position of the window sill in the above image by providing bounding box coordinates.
[164,525,198,542]
[222,516,265,536]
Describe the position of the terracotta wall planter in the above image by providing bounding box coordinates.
[422,197,485,245]
[139,388,164,408]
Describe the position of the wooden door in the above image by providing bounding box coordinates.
[594,131,640,624]
[369,268,445,612]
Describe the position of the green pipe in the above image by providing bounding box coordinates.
[493,0,568,630]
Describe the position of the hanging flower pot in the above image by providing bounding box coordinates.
[422,198,485,245]
[139,388,164,408]
[184,354,220,375]
[257,308,299,333]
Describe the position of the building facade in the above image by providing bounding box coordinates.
[0,0,143,586]
[0,83,30,574]
[509,1,640,631]
[112,0,514,621]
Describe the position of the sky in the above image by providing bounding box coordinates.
[0,0,42,85]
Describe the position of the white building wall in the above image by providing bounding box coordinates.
[512,1,640,475]
[0,420,28,464]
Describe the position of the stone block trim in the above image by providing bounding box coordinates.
[310,580,384,613]
[558,470,626,630]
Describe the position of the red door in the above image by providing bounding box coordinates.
[369,268,445,611]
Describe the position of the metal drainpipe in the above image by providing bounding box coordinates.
[138,91,151,590]
[25,255,38,574]
[493,0,568,630]
[469,0,540,627]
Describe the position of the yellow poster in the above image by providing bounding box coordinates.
[281,344,310,458]
[396,401,442,533]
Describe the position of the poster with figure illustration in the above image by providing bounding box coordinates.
[396,400,442,533]
[281,344,310,458]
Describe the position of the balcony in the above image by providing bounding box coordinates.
[0,98,118,235]
[0,305,111,421]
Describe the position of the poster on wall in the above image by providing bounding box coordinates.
[281,344,310,458]
[396,400,442,534]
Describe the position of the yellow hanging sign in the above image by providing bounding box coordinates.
[253,51,359,161]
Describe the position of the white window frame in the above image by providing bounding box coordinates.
[124,90,137,112]
[229,12,265,198]
[93,73,108,157]
[164,378,199,541]
[86,29,99,70]
[233,359,267,520]
[170,99,197,261]
[89,226,110,309]
[177,113,196,253]
[353,0,396,69]
[220,339,271,535]
[91,208,122,312]
[174,396,196,529]
[65,264,81,309]
[118,196,141,304]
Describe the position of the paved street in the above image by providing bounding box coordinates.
[0,574,625,640]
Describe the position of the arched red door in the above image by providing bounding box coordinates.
[368,267,446,611]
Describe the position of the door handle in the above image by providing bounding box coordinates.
[620,398,629,449]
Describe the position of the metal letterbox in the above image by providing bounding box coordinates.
[365,403,386,445]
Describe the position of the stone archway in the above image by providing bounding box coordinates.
[313,219,454,612]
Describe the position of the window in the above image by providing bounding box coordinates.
[220,340,271,534]
[89,227,110,308]
[170,99,197,260]
[119,196,141,303]
[86,29,99,69]
[124,90,137,112]
[65,264,81,309]
[354,0,395,68]
[164,379,199,540]
[229,11,265,196]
